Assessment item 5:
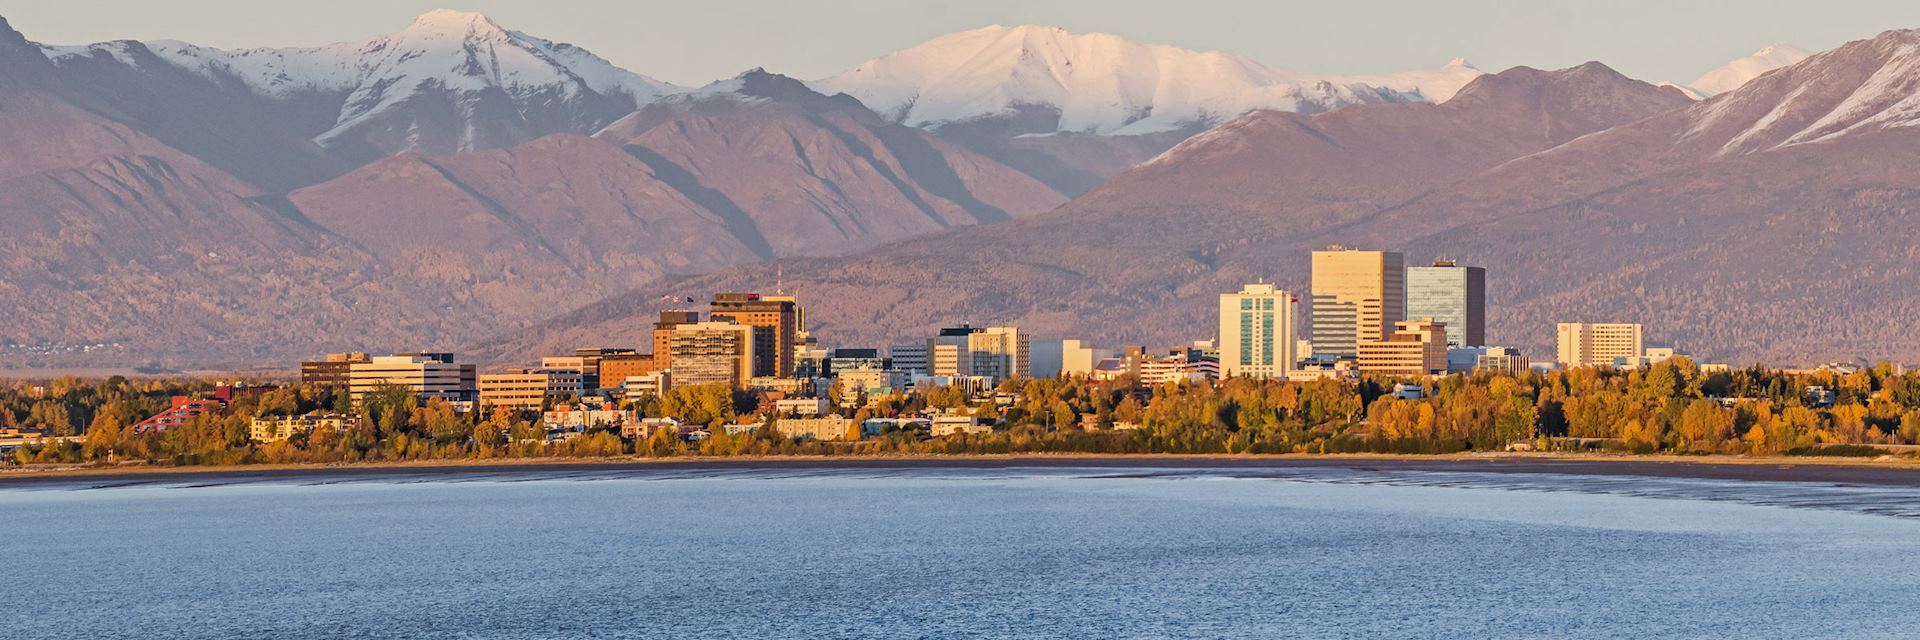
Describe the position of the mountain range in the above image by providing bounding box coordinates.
[470,29,1920,367]
[0,9,1868,369]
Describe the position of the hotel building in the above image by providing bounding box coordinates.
[1218,283,1298,378]
[1556,323,1646,369]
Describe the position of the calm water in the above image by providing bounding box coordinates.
[4,466,1920,639]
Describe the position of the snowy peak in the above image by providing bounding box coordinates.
[403,8,507,35]
[813,24,1447,136]
[1688,43,1812,96]
[1339,58,1484,103]
[1685,30,1920,155]
[42,9,685,159]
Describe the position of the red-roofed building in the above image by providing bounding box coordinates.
[131,390,230,433]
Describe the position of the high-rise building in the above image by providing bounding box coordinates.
[967,326,1030,381]
[667,321,757,387]
[1218,283,1298,378]
[710,293,798,378]
[348,354,477,404]
[479,369,584,411]
[1310,248,1406,360]
[300,352,369,388]
[1406,260,1486,347]
[1557,323,1646,368]
[1356,319,1449,377]
[922,325,1029,381]
[650,311,702,371]
[890,343,929,374]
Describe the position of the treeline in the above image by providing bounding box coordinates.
[7,357,1920,466]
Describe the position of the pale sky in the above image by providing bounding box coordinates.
[7,0,1920,87]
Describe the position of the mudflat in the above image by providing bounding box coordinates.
[4,453,1920,488]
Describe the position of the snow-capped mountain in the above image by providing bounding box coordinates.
[811,25,1480,136]
[1683,31,1920,154]
[42,9,684,162]
[1688,44,1811,96]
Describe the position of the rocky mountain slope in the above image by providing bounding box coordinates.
[0,13,1068,368]
[478,32,1920,366]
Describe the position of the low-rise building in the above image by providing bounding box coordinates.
[835,367,906,397]
[1557,322,1645,369]
[747,377,819,396]
[540,403,634,432]
[861,417,930,434]
[132,395,226,433]
[597,354,662,391]
[723,421,765,437]
[479,369,584,411]
[1474,347,1532,376]
[348,354,477,404]
[1285,360,1359,382]
[249,412,352,442]
[774,397,831,416]
[775,417,858,441]
[621,371,671,397]
[621,417,682,440]
[930,414,989,437]
[1356,319,1449,377]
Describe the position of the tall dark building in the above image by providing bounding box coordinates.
[299,352,369,388]
[1405,260,1487,347]
[709,293,798,378]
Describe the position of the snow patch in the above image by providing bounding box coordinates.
[812,24,1482,135]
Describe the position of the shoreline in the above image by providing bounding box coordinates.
[7,452,1920,487]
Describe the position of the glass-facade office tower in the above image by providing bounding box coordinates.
[1405,261,1486,347]
[1218,283,1297,378]
[1309,249,1405,359]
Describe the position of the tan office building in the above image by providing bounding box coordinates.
[1310,248,1406,359]
[651,311,702,371]
[1357,319,1449,377]
[348,354,476,404]
[668,321,757,388]
[598,354,662,389]
[1218,282,1298,379]
[479,369,585,411]
[967,326,1030,380]
[1557,323,1645,368]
